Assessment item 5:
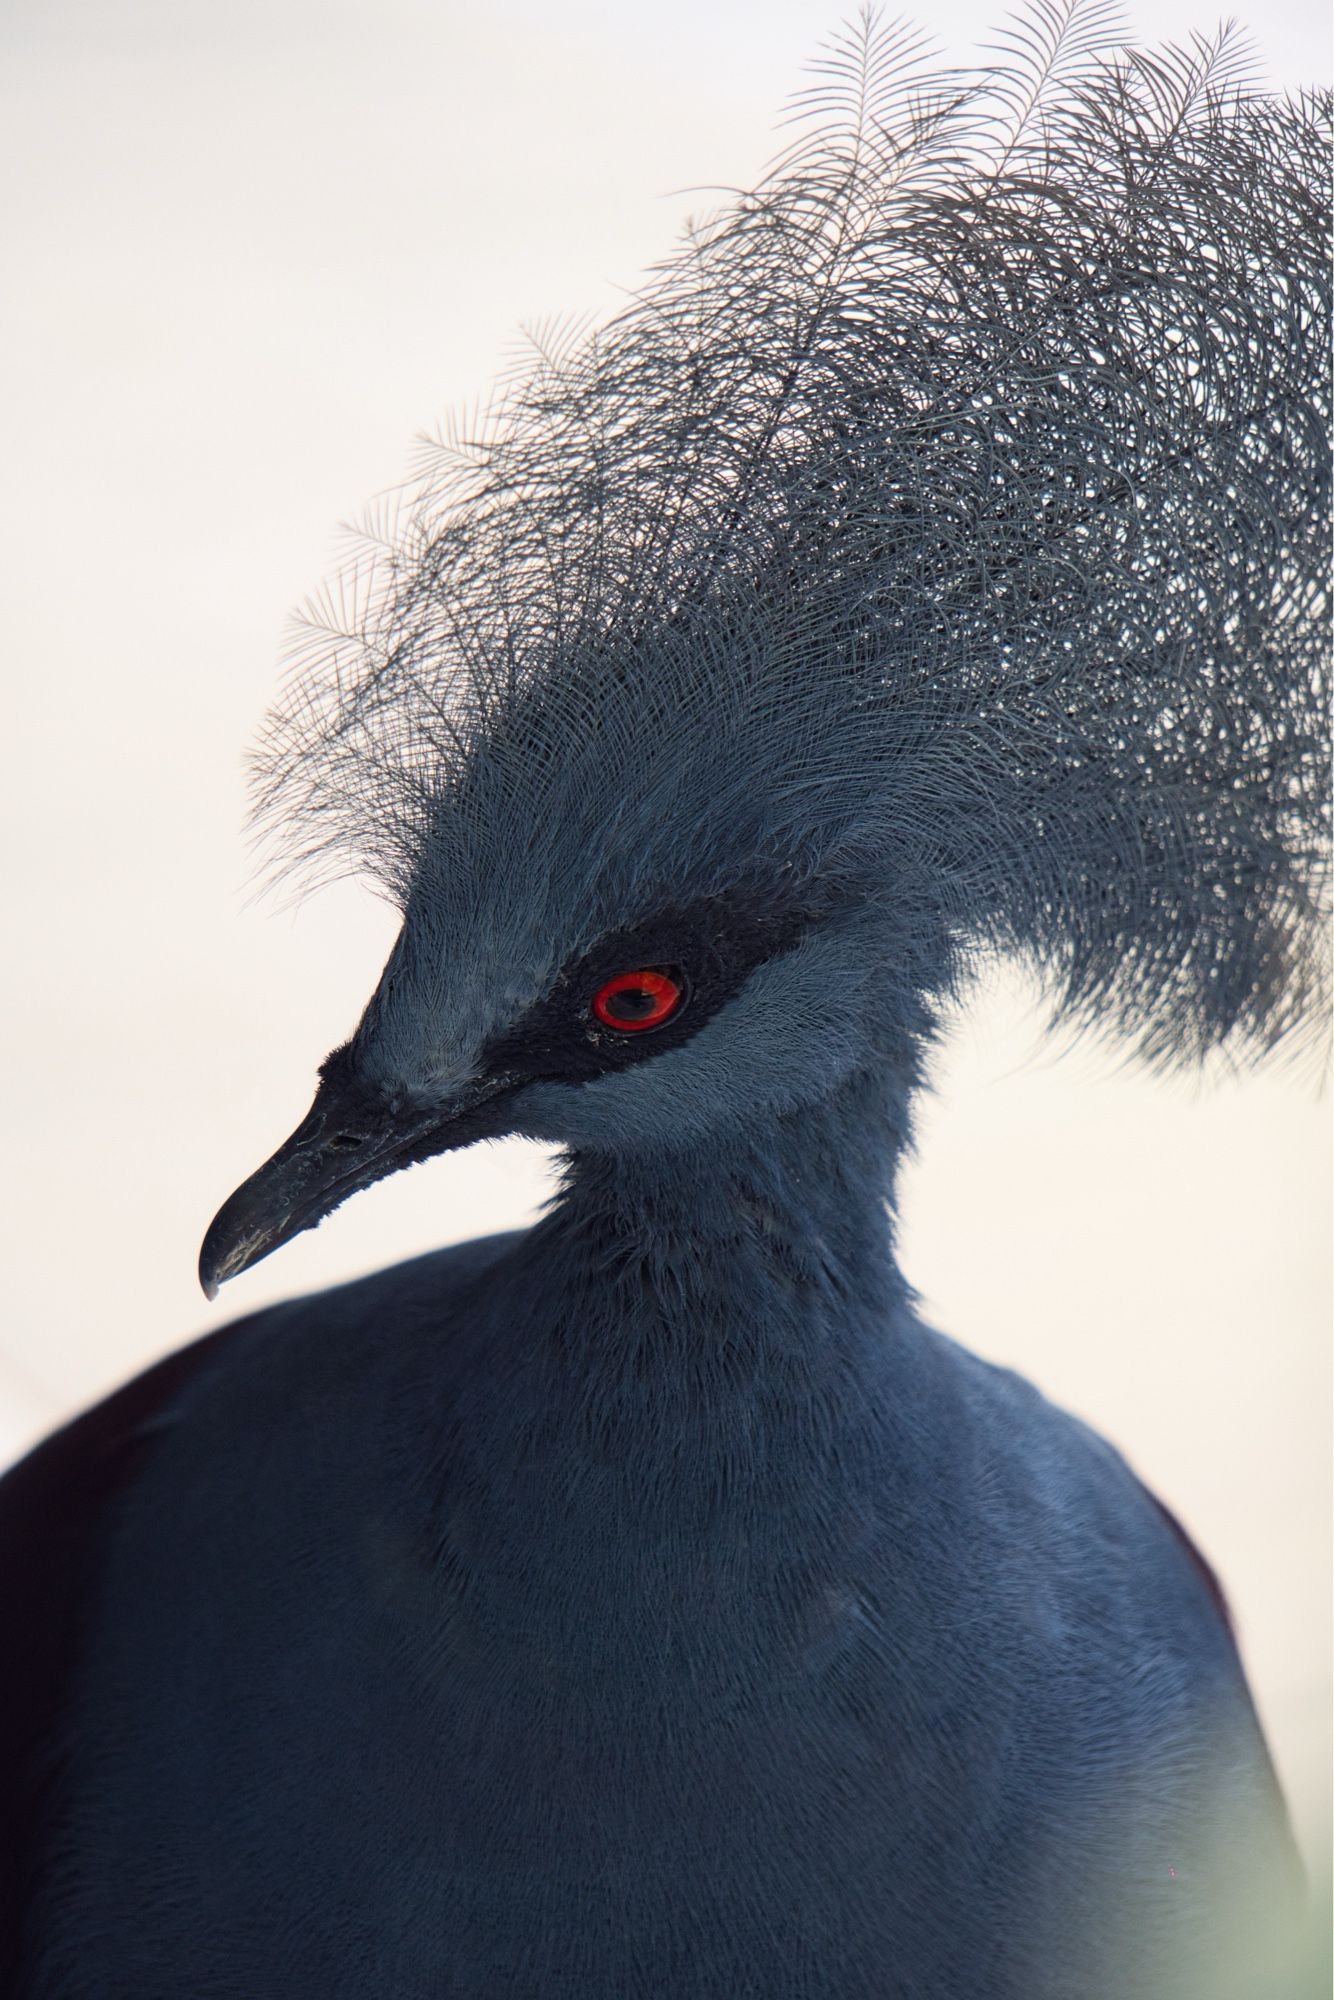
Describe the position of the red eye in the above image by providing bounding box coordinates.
[592,968,684,1033]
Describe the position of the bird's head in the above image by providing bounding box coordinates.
[199,635,952,1295]
[200,20,1329,1295]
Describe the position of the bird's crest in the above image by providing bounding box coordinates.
[252,2,1331,1068]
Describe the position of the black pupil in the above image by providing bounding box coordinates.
[607,983,661,1021]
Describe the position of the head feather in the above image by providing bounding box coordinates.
[252,2,1332,1068]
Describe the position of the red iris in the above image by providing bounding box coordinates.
[592,968,683,1033]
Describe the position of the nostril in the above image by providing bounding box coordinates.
[327,1133,365,1152]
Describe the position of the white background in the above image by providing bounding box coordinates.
[2,0,1329,1867]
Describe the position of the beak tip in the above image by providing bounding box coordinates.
[199,1268,221,1303]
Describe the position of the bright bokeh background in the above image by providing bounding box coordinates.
[2,0,1329,1907]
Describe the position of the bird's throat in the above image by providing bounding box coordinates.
[415,1071,920,1702]
[545,1064,914,1337]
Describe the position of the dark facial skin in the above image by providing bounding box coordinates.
[478,888,819,1085]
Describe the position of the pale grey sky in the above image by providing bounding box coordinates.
[2,0,1329,1862]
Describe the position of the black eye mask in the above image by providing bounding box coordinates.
[479,886,822,1087]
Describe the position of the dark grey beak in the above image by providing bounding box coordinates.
[198,1052,516,1298]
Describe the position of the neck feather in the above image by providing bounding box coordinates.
[505,1066,917,1409]
[411,1070,929,1698]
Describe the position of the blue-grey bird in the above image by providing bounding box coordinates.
[3,9,1329,1995]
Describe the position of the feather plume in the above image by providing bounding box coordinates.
[253,3,1331,1066]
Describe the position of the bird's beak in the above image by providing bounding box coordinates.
[198,1058,517,1298]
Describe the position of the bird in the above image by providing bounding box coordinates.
[2,5,1329,1994]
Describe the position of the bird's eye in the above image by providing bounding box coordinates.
[591,968,684,1033]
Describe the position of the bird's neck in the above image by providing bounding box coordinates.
[549,1064,911,1328]
[487,1066,917,1451]
[430,1071,922,1698]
